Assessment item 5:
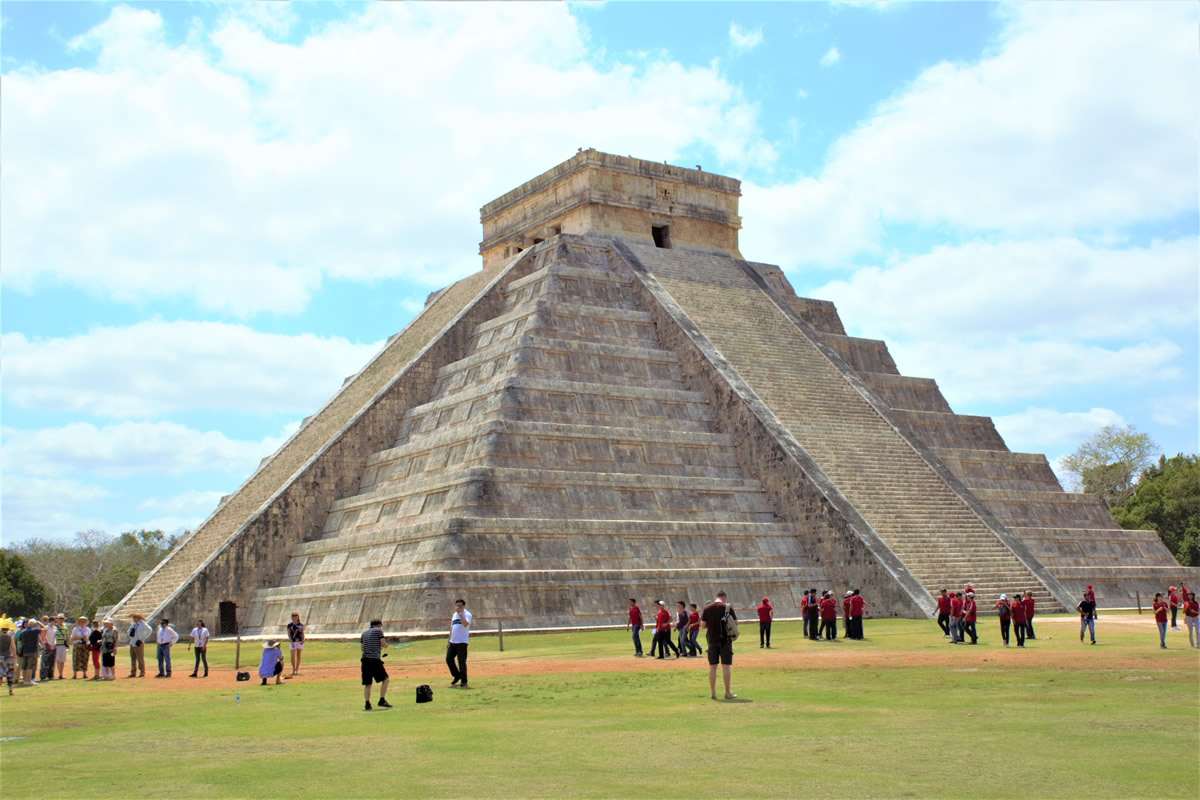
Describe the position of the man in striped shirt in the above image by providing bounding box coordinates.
[360,619,391,712]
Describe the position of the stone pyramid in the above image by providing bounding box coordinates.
[109,150,1196,635]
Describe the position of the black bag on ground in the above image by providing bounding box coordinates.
[416,684,433,703]
[236,671,250,681]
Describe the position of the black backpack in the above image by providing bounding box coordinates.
[416,684,433,703]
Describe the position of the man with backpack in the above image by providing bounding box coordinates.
[700,591,737,700]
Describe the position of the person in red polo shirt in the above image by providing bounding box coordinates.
[949,592,964,644]
[848,590,866,639]
[935,589,952,638]
[687,603,703,656]
[842,592,852,639]
[653,601,679,659]
[1152,593,1169,648]
[626,599,644,657]
[1168,587,1181,630]
[995,594,1011,647]
[1023,591,1037,641]
[961,592,978,644]
[806,589,820,641]
[1183,592,1199,649]
[1009,590,1027,647]
[819,592,837,640]
[757,598,773,649]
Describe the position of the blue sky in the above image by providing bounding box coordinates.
[1,1,1196,544]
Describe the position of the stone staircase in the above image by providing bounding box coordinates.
[625,243,1066,611]
[243,238,827,634]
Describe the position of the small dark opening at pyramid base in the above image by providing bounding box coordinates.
[652,225,671,248]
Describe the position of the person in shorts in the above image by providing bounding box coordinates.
[100,618,119,681]
[19,619,42,684]
[700,591,736,700]
[0,624,15,695]
[287,613,305,676]
[360,619,391,711]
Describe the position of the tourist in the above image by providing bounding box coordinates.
[996,594,1012,647]
[806,589,820,641]
[19,619,42,684]
[53,613,69,678]
[949,592,964,644]
[1010,591,1027,647]
[961,592,978,645]
[69,616,91,679]
[687,603,702,657]
[127,612,153,678]
[0,622,14,695]
[188,619,210,678]
[653,600,678,659]
[259,640,284,685]
[800,590,812,638]
[935,589,951,638]
[842,592,853,639]
[1023,591,1037,641]
[1084,585,1097,616]
[88,621,103,680]
[154,617,179,678]
[700,591,736,700]
[1183,592,1199,648]
[1077,590,1097,644]
[447,598,471,688]
[849,590,867,639]
[360,619,391,711]
[757,597,773,649]
[100,618,119,680]
[626,599,644,657]
[287,612,305,676]
[676,601,691,656]
[819,591,837,640]
[1167,587,1180,630]
[39,616,56,681]
[1152,593,1168,649]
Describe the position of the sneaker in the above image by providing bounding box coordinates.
[30,680,39,685]
[189,674,198,678]
[378,698,393,708]
[364,701,372,712]
[458,683,468,690]
[451,678,460,686]
[724,693,737,700]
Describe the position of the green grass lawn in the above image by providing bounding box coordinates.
[1,616,1196,798]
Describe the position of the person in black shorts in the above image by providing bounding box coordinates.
[360,619,391,711]
[700,591,736,700]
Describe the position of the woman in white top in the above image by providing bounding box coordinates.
[70,617,92,679]
[188,620,210,678]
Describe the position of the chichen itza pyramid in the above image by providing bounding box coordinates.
[108,150,1195,635]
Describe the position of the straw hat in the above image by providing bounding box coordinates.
[263,639,280,649]
[131,612,146,621]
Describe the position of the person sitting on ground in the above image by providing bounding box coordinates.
[259,640,284,685]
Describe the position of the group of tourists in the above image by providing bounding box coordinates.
[1152,586,1198,649]
[622,593,739,698]
[800,589,868,641]
[625,598,708,659]
[0,613,121,692]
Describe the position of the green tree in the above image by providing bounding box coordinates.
[1112,454,1200,567]
[0,550,50,617]
[1061,423,1158,509]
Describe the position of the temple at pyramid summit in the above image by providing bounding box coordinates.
[108,150,1197,635]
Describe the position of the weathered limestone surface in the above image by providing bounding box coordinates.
[121,151,1195,635]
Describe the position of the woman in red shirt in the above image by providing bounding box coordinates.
[961,592,978,645]
[819,592,837,641]
[1184,592,1199,649]
[1152,593,1169,649]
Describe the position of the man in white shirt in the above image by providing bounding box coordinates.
[187,619,210,678]
[127,613,153,678]
[154,618,179,678]
[446,599,472,689]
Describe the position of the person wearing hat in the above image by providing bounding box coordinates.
[652,601,679,659]
[948,592,964,644]
[19,618,43,684]
[961,592,978,644]
[995,594,1012,647]
[52,613,70,679]
[0,618,15,695]
[756,597,773,649]
[38,616,57,681]
[69,616,92,679]
[842,591,853,639]
[154,617,179,678]
[100,618,119,680]
[127,613,153,678]
[258,640,284,685]
[1009,591,1027,647]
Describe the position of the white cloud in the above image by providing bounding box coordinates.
[2,4,776,314]
[139,490,226,514]
[1,421,295,478]
[889,339,1182,407]
[750,4,1197,269]
[816,237,1198,343]
[1,320,381,417]
[1150,394,1200,428]
[0,476,110,545]
[820,47,841,67]
[729,22,763,53]
[994,406,1125,452]
[740,176,882,267]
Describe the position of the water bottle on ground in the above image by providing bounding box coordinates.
[235,692,240,706]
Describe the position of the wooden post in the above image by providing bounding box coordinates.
[1136,591,1141,614]
[234,618,242,669]
[498,620,504,652]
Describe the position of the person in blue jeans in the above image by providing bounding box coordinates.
[626,599,644,657]
[154,618,179,677]
[1076,593,1096,644]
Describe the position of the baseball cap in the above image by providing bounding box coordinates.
[999,594,1007,600]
